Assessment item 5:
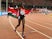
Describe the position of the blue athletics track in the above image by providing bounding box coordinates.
[0,11,52,39]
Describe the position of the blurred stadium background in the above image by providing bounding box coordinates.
[1,0,52,10]
[1,0,52,16]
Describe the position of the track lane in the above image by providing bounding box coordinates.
[7,16,49,39]
[0,16,21,39]
[26,13,52,30]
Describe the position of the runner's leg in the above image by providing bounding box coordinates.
[15,19,21,31]
[22,18,25,38]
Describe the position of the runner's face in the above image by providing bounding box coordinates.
[19,7,21,9]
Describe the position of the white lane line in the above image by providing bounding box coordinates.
[26,19,52,30]
[19,31,36,34]
[25,24,52,39]
[8,18,24,39]
[30,17,52,26]
[45,23,52,26]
